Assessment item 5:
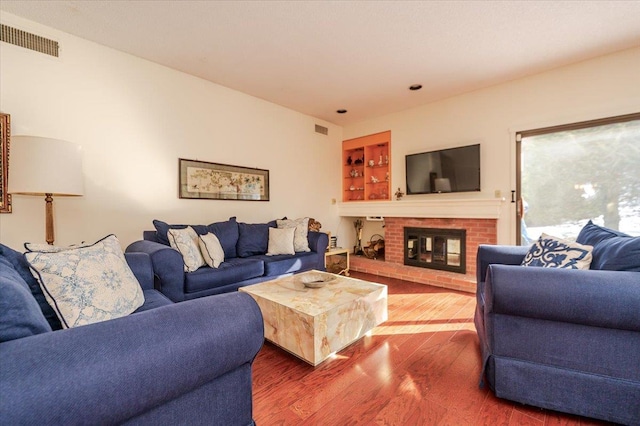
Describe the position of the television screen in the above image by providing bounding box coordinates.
[405,144,480,194]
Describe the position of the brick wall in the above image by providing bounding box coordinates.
[351,217,497,293]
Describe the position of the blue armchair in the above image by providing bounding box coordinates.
[474,241,640,424]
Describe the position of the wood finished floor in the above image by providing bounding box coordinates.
[251,272,612,426]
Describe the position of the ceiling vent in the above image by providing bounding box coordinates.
[315,124,328,135]
[1,24,59,57]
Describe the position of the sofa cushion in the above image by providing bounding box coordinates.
[25,235,145,329]
[184,258,264,294]
[522,233,592,270]
[256,251,319,277]
[167,226,206,272]
[236,221,276,258]
[0,243,62,330]
[207,217,239,259]
[153,219,208,246]
[277,217,310,252]
[267,227,296,256]
[0,257,52,342]
[199,233,225,268]
[577,220,640,271]
[133,289,173,313]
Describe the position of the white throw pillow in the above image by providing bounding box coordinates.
[167,226,205,272]
[199,233,225,268]
[522,233,593,270]
[25,235,145,329]
[267,227,296,256]
[276,217,310,252]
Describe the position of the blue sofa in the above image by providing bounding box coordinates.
[126,217,329,302]
[474,222,640,424]
[0,242,264,425]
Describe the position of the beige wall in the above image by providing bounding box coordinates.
[2,12,638,251]
[0,13,343,250]
[342,46,640,244]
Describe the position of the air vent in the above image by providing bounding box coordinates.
[315,124,328,135]
[1,24,59,57]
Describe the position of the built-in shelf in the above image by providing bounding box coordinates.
[336,198,506,219]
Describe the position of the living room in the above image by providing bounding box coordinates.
[1,2,639,425]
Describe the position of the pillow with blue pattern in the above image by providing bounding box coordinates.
[25,235,145,329]
[522,233,593,270]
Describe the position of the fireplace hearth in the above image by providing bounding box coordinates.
[404,227,466,274]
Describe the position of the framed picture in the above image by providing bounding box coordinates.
[179,158,270,201]
[0,113,11,213]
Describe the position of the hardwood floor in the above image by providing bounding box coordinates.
[251,272,611,426]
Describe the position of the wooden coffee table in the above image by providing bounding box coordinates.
[240,270,388,366]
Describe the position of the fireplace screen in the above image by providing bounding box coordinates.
[405,227,466,274]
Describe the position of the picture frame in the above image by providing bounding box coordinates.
[0,113,11,213]
[179,158,270,201]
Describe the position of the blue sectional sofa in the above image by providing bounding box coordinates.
[474,221,640,425]
[126,217,329,302]
[0,242,264,425]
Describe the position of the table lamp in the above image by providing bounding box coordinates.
[8,136,84,245]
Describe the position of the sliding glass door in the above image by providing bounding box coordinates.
[516,113,640,245]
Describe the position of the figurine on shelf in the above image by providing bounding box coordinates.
[371,176,379,183]
[347,155,352,165]
[385,171,390,181]
[378,154,383,165]
[395,187,405,200]
[354,157,363,165]
[385,154,389,164]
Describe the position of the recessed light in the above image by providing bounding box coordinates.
[409,84,422,91]
[336,109,348,114]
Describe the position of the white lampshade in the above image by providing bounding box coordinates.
[9,136,84,196]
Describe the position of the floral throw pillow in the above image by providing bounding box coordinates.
[25,235,145,329]
[276,217,310,252]
[522,233,593,270]
[168,226,205,272]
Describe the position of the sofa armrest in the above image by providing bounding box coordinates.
[124,252,154,290]
[0,292,264,425]
[476,244,529,285]
[308,231,329,254]
[485,265,640,332]
[126,240,186,302]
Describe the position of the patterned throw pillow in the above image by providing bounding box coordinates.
[168,226,205,272]
[199,233,225,268]
[25,235,145,329]
[522,234,593,270]
[24,241,90,253]
[267,227,296,256]
[277,217,310,252]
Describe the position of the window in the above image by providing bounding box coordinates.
[517,113,640,245]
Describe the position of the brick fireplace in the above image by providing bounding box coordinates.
[350,217,497,293]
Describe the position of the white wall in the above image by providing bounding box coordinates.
[0,13,343,250]
[342,47,640,244]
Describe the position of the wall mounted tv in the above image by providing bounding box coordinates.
[405,144,480,195]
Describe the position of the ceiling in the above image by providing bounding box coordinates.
[2,1,640,126]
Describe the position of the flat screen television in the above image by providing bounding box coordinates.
[405,144,480,194]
